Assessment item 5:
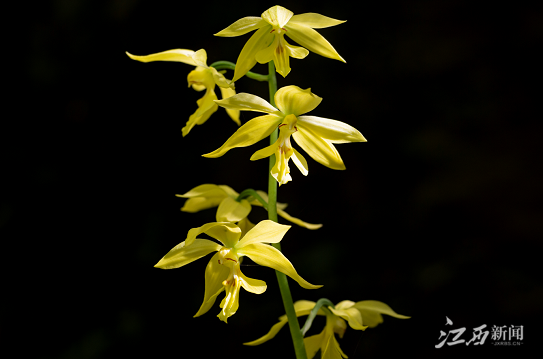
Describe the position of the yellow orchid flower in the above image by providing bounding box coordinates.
[215,5,346,80]
[203,85,366,185]
[245,300,410,359]
[177,183,322,230]
[155,220,322,323]
[126,48,240,136]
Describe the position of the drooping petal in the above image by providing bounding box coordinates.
[215,92,280,114]
[291,148,309,176]
[261,6,294,29]
[239,269,267,294]
[236,220,290,248]
[194,252,230,317]
[232,25,274,82]
[271,146,293,186]
[255,35,279,64]
[182,90,218,137]
[277,208,322,229]
[203,114,282,158]
[244,318,289,346]
[284,37,310,59]
[181,197,224,213]
[191,48,208,67]
[329,307,367,331]
[352,300,411,328]
[289,13,346,29]
[185,222,241,247]
[154,238,221,269]
[177,184,228,199]
[324,334,348,359]
[218,275,242,322]
[215,17,268,37]
[284,22,345,63]
[237,243,322,289]
[250,141,278,161]
[293,128,346,170]
[218,86,241,126]
[304,329,326,359]
[216,197,252,222]
[298,116,366,143]
[209,66,233,89]
[274,86,322,116]
[237,217,255,237]
[126,49,198,65]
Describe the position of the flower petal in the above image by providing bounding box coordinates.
[250,141,278,161]
[215,92,280,114]
[176,184,229,212]
[284,22,345,63]
[218,86,241,126]
[261,6,294,28]
[237,217,256,237]
[298,116,366,143]
[273,37,292,77]
[203,114,282,158]
[191,48,208,67]
[239,269,267,294]
[126,49,197,65]
[216,197,252,222]
[236,220,290,248]
[185,222,241,247]
[255,35,279,64]
[232,25,274,82]
[154,238,221,269]
[329,307,367,331]
[291,147,309,176]
[293,128,346,170]
[215,17,268,37]
[277,207,322,230]
[271,146,293,186]
[352,300,411,328]
[209,67,233,89]
[274,86,322,116]
[182,90,218,137]
[218,276,242,322]
[284,37,310,59]
[194,252,230,317]
[237,243,322,289]
[289,13,346,29]
[304,329,326,359]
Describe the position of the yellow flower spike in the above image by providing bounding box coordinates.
[246,299,409,359]
[205,86,366,184]
[215,5,345,81]
[126,48,240,135]
[155,221,321,322]
[176,184,322,229]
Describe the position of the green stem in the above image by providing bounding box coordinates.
[209,61,268,81]
[267,61,308,359]
[236,189,268,211]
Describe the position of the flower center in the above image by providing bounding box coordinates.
[277,114,298,154]
[187,66,215,89]
[217,247,239,269]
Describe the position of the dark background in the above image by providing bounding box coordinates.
[4,0,542,358]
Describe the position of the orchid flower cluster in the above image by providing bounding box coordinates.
[128,5,408,359]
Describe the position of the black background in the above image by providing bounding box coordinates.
[4,0,542,358]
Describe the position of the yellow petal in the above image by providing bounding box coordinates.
[182,89,218,137]
[274,86,322,116]
[176,184,227,198]
[329,307,367,331]
[284,37,310,59]
[216,197,252,222]
[185,222,240,247]
[292,128,346,170]
[277,208,322,230]
[209,67,233,89]
[192,48,208,67]
[261,5,294,28]
[218,86,241,126]
[237,217,256,238]
[154,238,221,269]
[289,13,346,29]
[291,147,309,176]
[298,116,366,143]
[233,25,274,82]
[181,197,224,212]
[218,276,242,322]
[304,330,326,359]
[250,141,278,161]
[237,243,322,289]
[215,17,268,37]
[284,22,345,63]
[273,36,292,77]
[236,220,291,248]
[352,300,410,328]
[255,35,279,64]
[126,49,197,65]
[203,114,282,158]
[215,92,280,114]
[271,146,293,186]
[177,184,229,212]
[244,317,289,346]
[239,269,267,294]
[194,252,230,317]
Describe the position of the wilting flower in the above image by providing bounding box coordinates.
[155,220,321,322]
[245,300,409,358]
[204,85,366,185]
[126,49,240,136]
[177,183,322,231]
[215,5,345,80]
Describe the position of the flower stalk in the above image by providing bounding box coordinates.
[267,60,308,359]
